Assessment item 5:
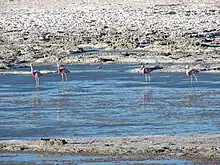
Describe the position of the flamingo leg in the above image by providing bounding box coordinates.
[36,78,38,86]
[144,74,151,84]
[61,74,64,82]
[193,74,198,84]
[35,77,39,87]
[64,73,68,81]
[144,74,148,82]
[148,74,151,84]
[37,77,40,86]
[190,75,193,84]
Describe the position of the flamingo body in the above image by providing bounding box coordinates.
[32,70,41,78]
[57,64,70,81]
[185,66,199,84]
[30,63,41,86]
[141,67,150,74]
[186,68,199,77]
[139,65,163,83]
[58,66,70,74]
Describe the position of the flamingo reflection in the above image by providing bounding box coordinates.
[184,90,201,107]
[141,86,152,104]
[33,87,40,107]
[56,88,69,121]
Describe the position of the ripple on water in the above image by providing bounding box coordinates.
[0,153,193,165]
[0,64,220,139]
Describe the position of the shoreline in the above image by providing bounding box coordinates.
[1,62,220,75]
[1,0,220,69]
[0,134,220,163]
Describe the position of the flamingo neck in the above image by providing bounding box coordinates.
[140,67,147,74]
[30,65,34,72]
[57,64,61,73]
[185,69,190,76]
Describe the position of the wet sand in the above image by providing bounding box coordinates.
[0,135,220,163]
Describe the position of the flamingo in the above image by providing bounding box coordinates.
[30,63,42,86]
[57,63,70,82]
[139,64,163,83]
[185,65,199,84]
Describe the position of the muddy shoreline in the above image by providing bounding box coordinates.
[0,135,220,163]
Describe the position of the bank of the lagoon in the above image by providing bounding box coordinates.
[0,0,220,69]
[1,135,220,164]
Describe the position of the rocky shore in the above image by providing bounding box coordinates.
[0,0,220,69]
[0,135,220,163]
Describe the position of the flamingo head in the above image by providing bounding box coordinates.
[30,63,33,67]
[140,65,145,69]
[185,65,189,70]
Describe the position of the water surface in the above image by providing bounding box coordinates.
[0,153,193,165]
[0,64,220,140]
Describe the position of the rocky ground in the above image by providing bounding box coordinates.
[0,0,220,70]
[0,135,220,164]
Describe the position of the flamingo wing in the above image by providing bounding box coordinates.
[59,66,70,73]
[191,69,199,74]
[33,70,42,76]
[187,69,199,76]
[63,67,70,73]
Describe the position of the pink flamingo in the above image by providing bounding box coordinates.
[139,64,163,83]
[30,63,42,86]
[57,63,70,82]
[185,65,199,84]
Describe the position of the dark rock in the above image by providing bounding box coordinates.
[40,138,51,141]
[161,52,172,56]
[203,29,217,33]
[185,54,192,57]
[38,138,68,146]
[201,43,209,47]
[54,139,68,145]
[166,11,176,15]
[121,52,131,56]
[99,58,115,62]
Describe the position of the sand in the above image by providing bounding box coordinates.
[0,0,220,69]
[0,135,220,163]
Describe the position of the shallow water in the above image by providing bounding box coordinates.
[67,49,152,56]
[0,64,220,140]
[0,153,193,165]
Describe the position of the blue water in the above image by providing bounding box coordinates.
[0,64,220,140]
[0,153,194,165]
[1,64,220,164]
